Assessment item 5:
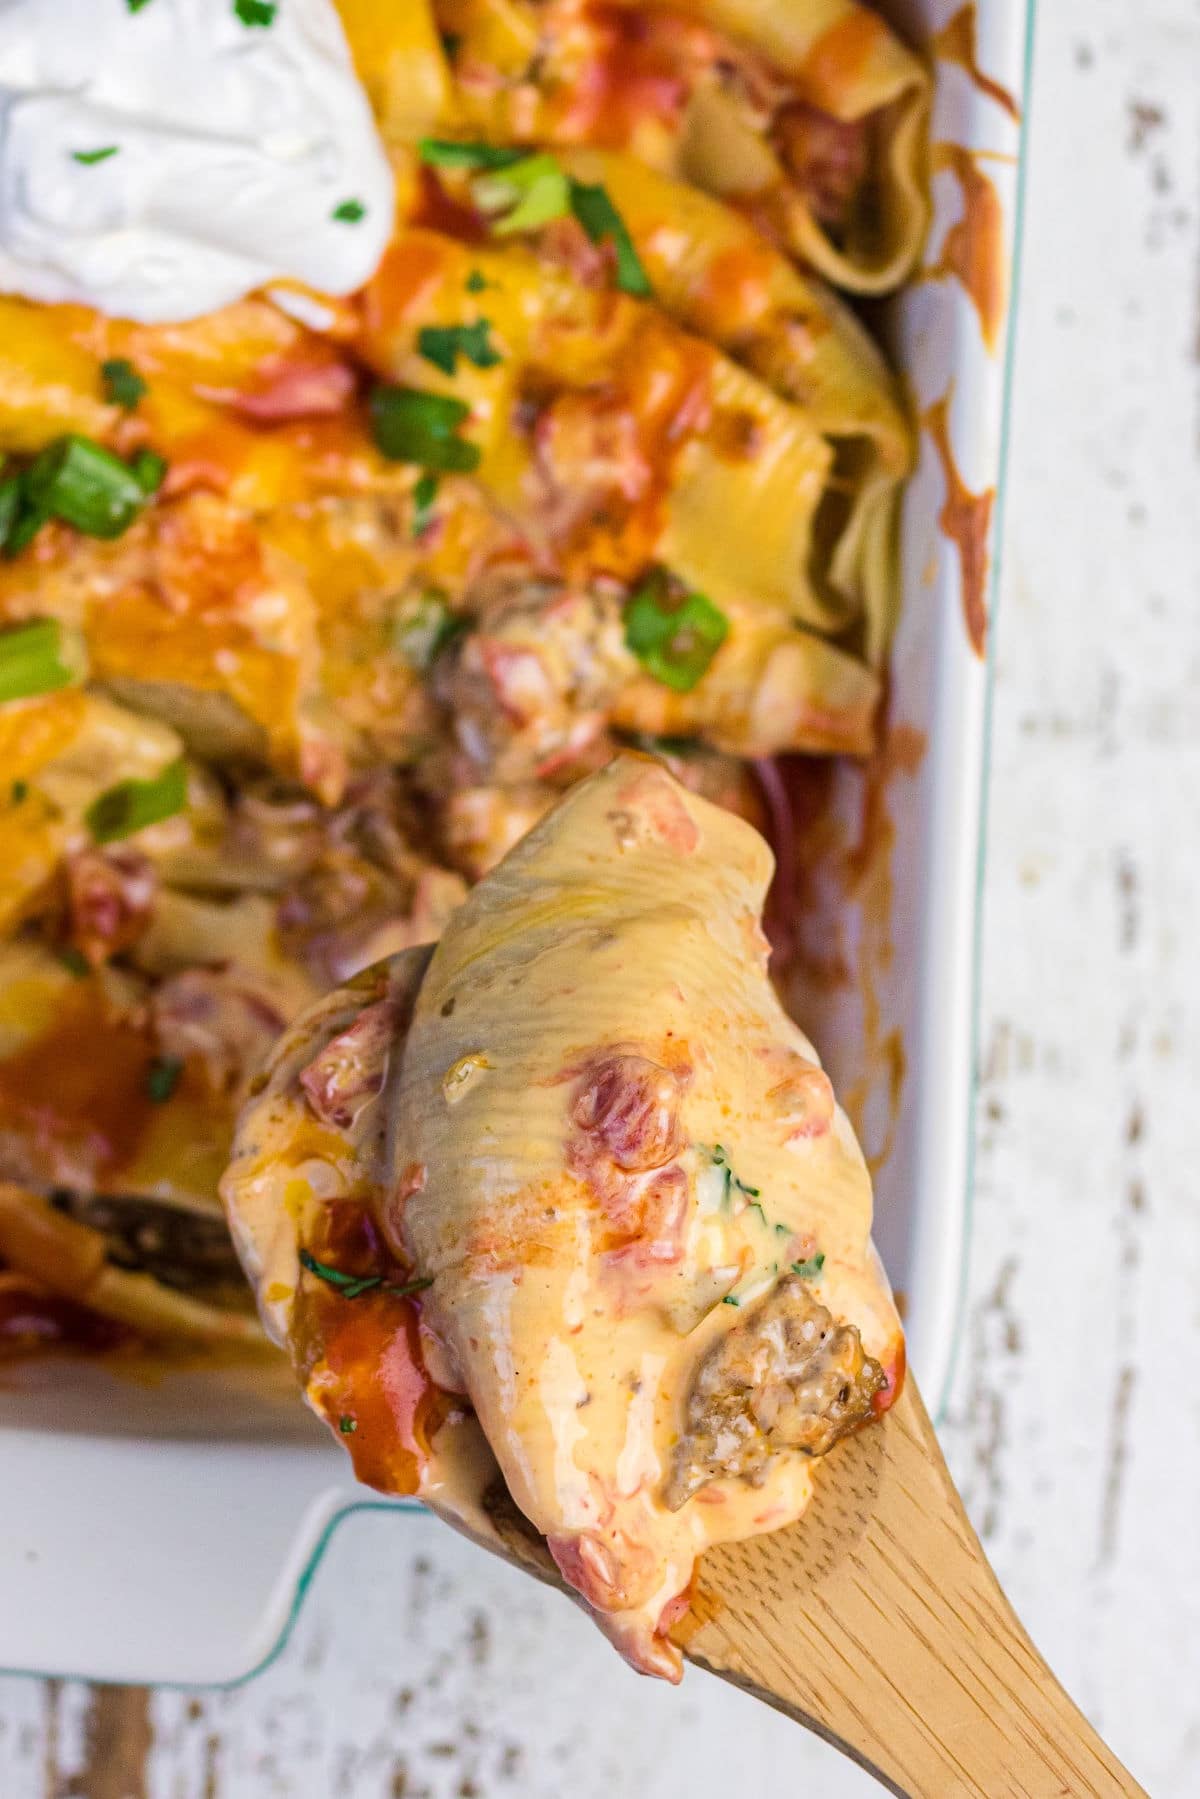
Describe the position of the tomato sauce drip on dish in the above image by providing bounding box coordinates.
[928,144,1007,351]
[923,391,995,657]
[933,4,1020,122]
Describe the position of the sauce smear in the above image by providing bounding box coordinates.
[929,143,1007,350]
[934,5,1021,122]
[923,391,994,658]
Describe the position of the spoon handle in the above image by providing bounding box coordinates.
[673,1379,1147,1798]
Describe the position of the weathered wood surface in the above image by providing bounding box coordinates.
[2,1,1198,1792]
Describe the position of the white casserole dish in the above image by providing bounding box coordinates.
[0,0,1032,1686]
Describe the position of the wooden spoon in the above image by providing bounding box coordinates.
[476,1376,1146,1798]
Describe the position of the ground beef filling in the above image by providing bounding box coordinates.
[665,1274,886,1509]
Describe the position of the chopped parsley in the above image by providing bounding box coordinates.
[332,198,366,224]
[624,572,728,692]
[708,1143,760,1203]
[568,181,651,296]
[792,1253,826,1280]
[145,1055,183,1104]
[101,359,146,412]
[338,1414,358,1434]
[465,269,489,294]
[130,449,167,495]
[416,320,502,376]
[369,385,481,473]
[72,147,119,166]
[233,0,276,25]
[298,1248,433,1302]
[127,0,155,10]
[721,1295,740,1307]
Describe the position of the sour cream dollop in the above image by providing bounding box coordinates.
[0,0,395,322]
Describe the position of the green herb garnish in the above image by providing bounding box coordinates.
[465,270,489,293]
[10,780,28,804]
[393,589,464,669]
[332,198,366,224]
[722,1295,740,1307]
[624,573,728,692]
[792,1253,826,1280]
[298,1248,433,1302]
[412,471,438,536]
[58,947,92,979]
[369,385,481,473]
[339,1414,358,1434]
[0,619,77,703]
[474,154,571,237]
[416,320,502,376]
[234,0,276,24]
[130,449,167,494]
[86,759,188,845]
[418,139,526,171]
[145,1055,183,1104]
[101,359,146,412]
[22,435,158,541]
[127,0,156,12]
[73,147,120,167]
[569,181,651,296]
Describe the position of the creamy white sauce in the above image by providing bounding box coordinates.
[0,0,394,322]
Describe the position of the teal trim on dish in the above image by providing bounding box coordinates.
[932,0,1039,1428]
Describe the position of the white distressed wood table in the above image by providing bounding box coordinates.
[2,2,1198,1793]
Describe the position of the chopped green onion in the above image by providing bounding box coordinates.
[416,320,502,376]
[474,154,572,237]
[0,619,77,703]
[412,471,438,536]
[722,1294,740,1307]
[624,574,728,692]
[0,474,22,548]
[393,589,465,669]
[23,435,152,540]
[369,385,481,473]
[465,269,489,293]
[792,1253,826,1280]
[130,449,167,494]
[332,198,366,223]
[127,0,156,12]
[145,1055,183,1104]
[234,0,276,24]
[569,181,652,296]
[418,138,525,171]
[72,147,119,166]
[85,758,188,845]
[339,1414,358,1433]
[10,780,28,804]
[101,359,146,411]
[59,947,92,979]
